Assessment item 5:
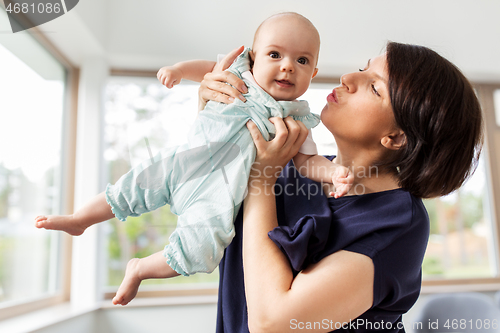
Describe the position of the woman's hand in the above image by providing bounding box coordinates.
[246,117,309,184]
[198,46,248,110]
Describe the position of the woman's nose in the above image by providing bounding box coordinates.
[280,59,294,73]
[340,73,355,92]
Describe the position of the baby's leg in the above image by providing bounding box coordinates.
[35,192,114,236]
[113,251,179,306]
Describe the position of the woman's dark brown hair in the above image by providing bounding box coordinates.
[385,42,483,198]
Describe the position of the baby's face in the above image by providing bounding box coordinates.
[250,16,319,101]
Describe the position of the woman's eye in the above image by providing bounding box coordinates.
[371,84,380,97]
[269,52,280,59]
[298,57,308,65]
[359,68,365,72]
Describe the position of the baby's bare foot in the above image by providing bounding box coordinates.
[34,215,86,236]
[112,258,142,306]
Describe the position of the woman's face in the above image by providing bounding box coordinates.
[321,54,397,149]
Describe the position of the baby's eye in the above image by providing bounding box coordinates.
[297,57,308,65]
[269,52,280,59]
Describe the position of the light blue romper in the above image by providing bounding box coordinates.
[105,48,320,276]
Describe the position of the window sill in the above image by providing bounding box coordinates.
[0,295,218,333]
[99,294,218,308]
[0,302,98,333]
[103,284,218,301]
[421,277,500,294]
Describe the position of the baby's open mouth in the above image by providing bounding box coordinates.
[275,80,294,88]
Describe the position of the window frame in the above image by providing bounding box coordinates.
[102,69,220,301]
[0,6,79,320]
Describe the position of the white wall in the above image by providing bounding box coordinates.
[38,0,500,82]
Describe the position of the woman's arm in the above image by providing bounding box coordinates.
[244,118,374,332]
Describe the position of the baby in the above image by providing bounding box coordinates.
[35,12,352,306]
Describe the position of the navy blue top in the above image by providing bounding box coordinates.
[216,158,430,332]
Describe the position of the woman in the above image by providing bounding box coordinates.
[199,42,483,332]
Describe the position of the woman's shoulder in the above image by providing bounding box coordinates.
[330,188,427,227]
[326,188,428,257]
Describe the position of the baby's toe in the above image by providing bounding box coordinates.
[35,219,47,228]
[38,218,55,230]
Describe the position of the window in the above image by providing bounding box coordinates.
[307,83,496,281]
[101,75,500,295]
[101,80,340,295]
[102,78,219,294]
[301,83,338,155]
[421,86,499,282]
[306,83,498,282]
[0,10,67,310]
[422,156,494,279]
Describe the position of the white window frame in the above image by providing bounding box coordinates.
[0,17,78,323]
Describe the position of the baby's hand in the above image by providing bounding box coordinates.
[157,66,183,88]
[329,166,354,198]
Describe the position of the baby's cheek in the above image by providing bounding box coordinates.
[252,70,265,85]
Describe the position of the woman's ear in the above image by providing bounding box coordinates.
[381,130,405,150]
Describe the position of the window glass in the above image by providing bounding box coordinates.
[422,155,495,279]
[305,84,496,280]
[301,83,338,155]
[102,80,340,290]
[0,10,66,305]
[103,78,219,289]
[306,84,495,280]
[103,77,496,286]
